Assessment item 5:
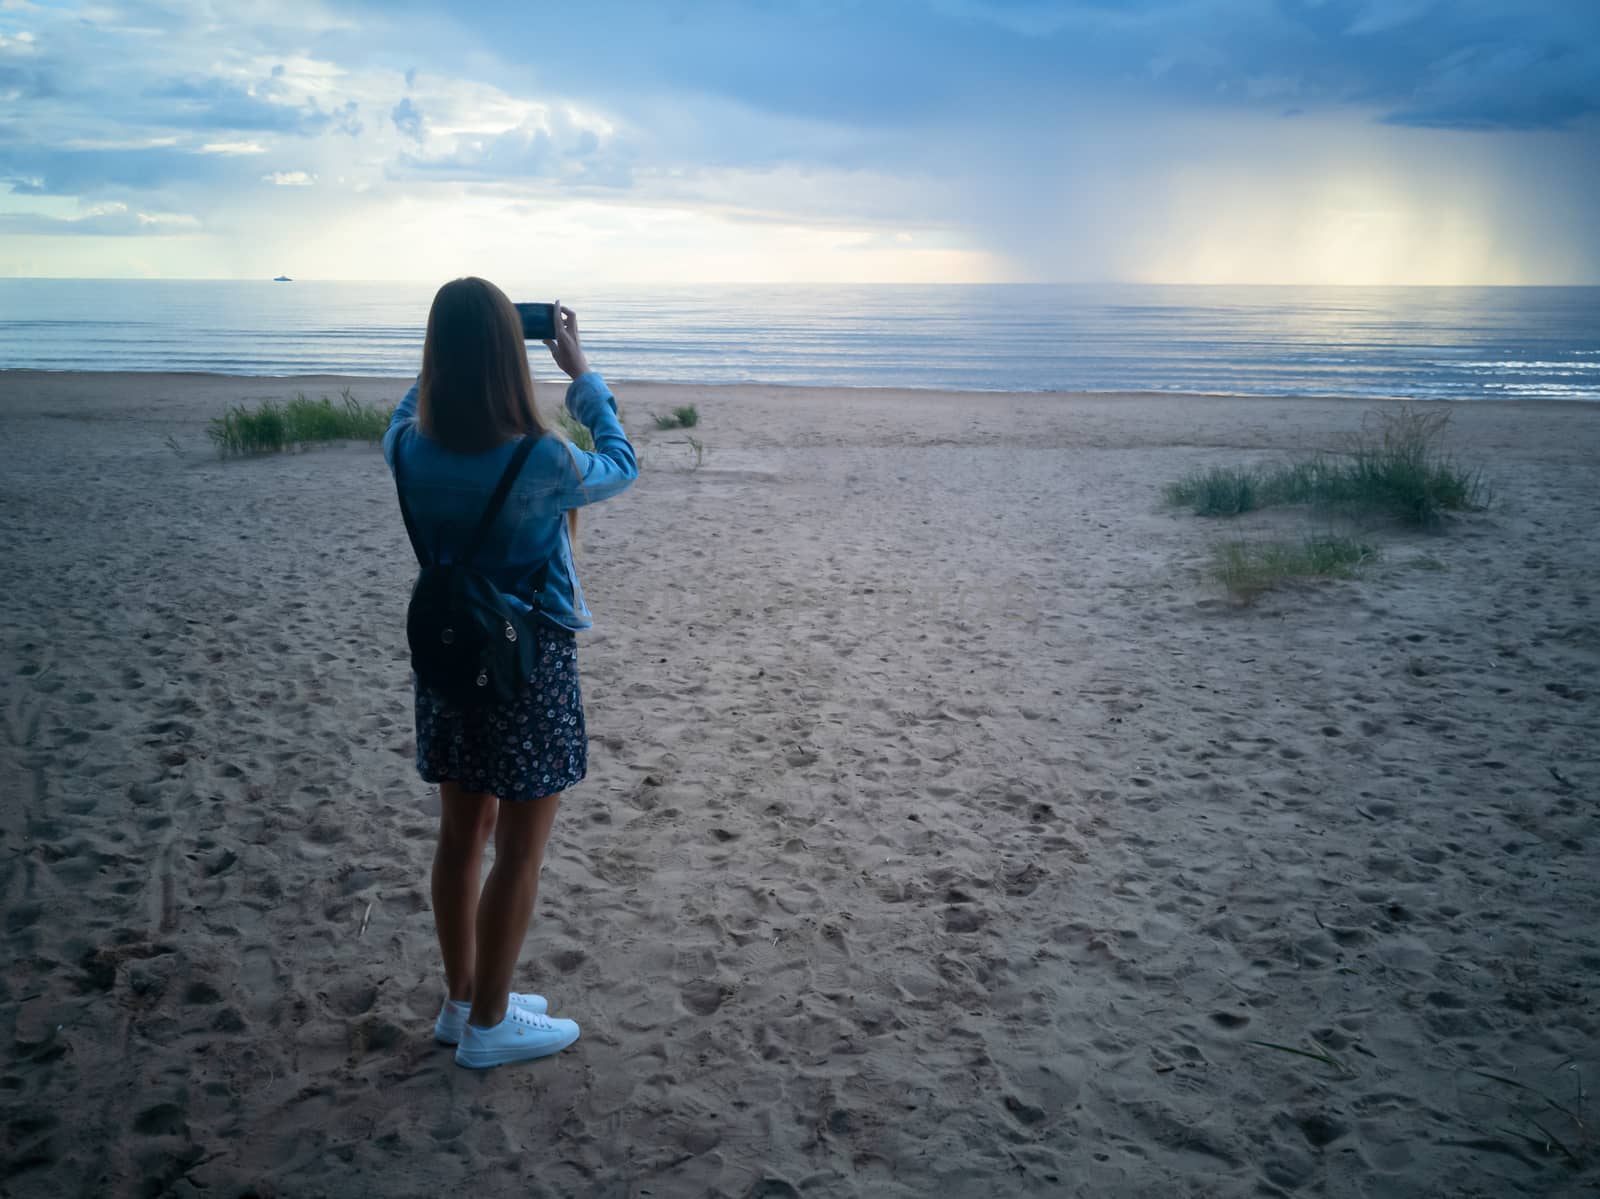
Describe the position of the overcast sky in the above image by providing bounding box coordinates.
[2,0,1597,283]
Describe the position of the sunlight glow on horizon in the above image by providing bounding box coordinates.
[1132,173,1538,288]
[0,176,1574,286]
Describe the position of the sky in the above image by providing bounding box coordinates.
[1,0,1597,284]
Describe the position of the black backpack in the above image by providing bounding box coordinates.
[393,436,550,706]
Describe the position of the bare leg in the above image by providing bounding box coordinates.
[468,791,562,1028]
[432,782,498,1003]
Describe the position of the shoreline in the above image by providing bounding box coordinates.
[2,366,1596,410]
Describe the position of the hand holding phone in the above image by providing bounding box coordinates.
[541,301,590,381]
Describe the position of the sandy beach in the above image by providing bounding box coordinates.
[2,369,1598,1198]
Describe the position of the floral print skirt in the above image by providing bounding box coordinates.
[413,624,587,802]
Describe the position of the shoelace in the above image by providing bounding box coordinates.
[510,1009,555,1030]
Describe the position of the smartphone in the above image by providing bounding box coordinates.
[514,302,558,341]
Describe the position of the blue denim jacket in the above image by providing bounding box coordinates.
[383,371,637,632]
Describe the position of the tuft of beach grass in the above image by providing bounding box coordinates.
[1163,467,1259,516]
[1165,407,1487,527]
[208,387,392,457]
[652,403,700,430]
[1211,534,1376,601]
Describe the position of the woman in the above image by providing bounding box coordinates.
[383,277,637,1069]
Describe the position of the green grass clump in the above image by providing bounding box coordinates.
[1164,467,1258,516]
[1325,408,1486,526]
[652,403,700,430]
[208,387,392,457]
[556,411,594,452]
[208,400,285,455]
[1166,408,1487,527]
[1212,535,1376,601]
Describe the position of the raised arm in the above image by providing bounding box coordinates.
[543,304,637,509]
[551,372,637,508]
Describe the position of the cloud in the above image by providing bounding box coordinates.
[325,98,362,137]
[391,95,423,141]
[0,144,243,195]
[262,170,314,185]
[1378,38,1600,130]
[0,58,54,100]
[145,76,362,135]
[0,203,201,235]
[392,103,630,187]
[1342,0,1434,38]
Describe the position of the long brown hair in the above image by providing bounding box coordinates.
[418,276,576,541]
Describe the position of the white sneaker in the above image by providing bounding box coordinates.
[454,1007,580,1069]
[433,992,549,1045]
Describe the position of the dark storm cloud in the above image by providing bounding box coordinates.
[329,0,1600,132]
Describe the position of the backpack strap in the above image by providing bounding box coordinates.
[459,435,538,567]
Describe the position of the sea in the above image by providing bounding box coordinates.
[1,280,1597,401]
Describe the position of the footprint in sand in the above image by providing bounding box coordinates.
[680,977,731,1016]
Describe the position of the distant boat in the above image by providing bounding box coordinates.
[273,275,292,282]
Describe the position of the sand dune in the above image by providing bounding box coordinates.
[2,370,1598,1197]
